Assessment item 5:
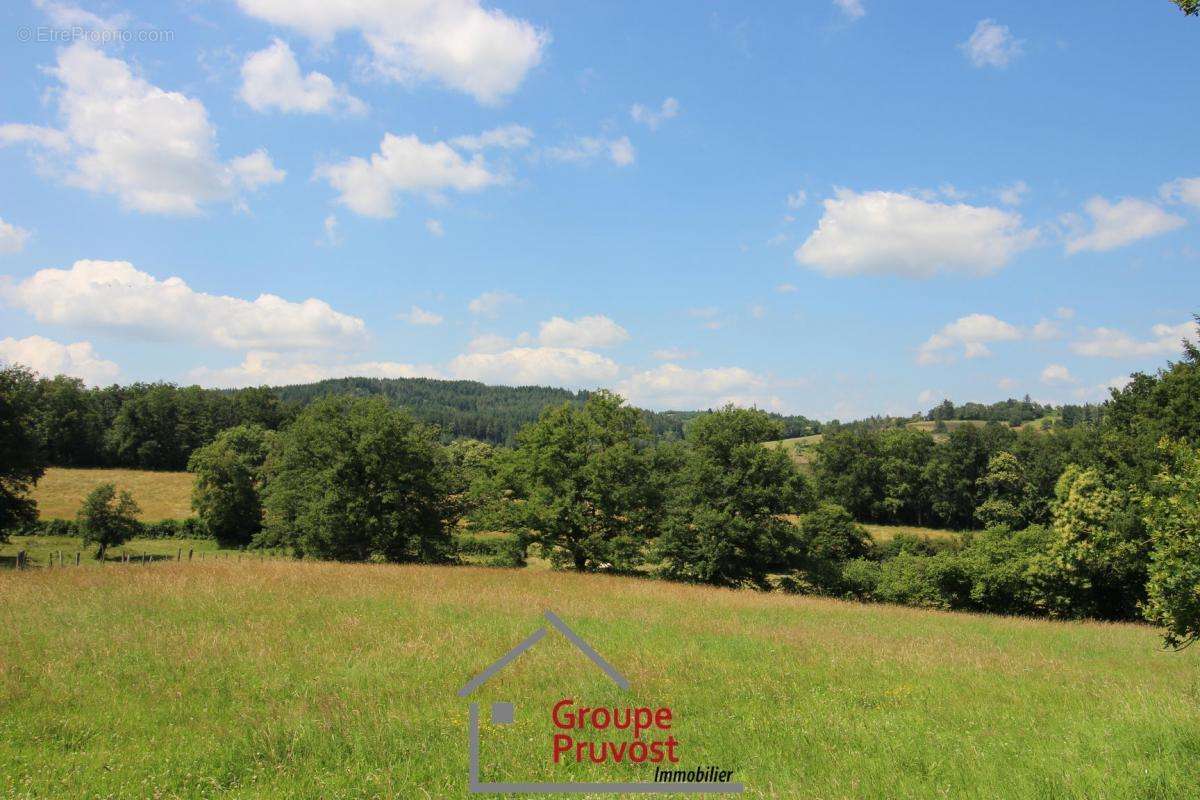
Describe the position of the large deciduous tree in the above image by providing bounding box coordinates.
[1143,442,1200,648]
[0,365,45,539]
[484,391,664,572]
[658,406,809,588]
[261,397,453,562]
[77,483,141,559]
[189,425,274,548]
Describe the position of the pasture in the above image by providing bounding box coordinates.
[1,560,1196,799]
[30,467,195,521]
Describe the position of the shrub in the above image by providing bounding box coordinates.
[840,558,882,599]
[76,483,141,559]
[874,552,966,610]
[955,526,1052,615]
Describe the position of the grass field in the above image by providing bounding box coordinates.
[2,561,1197,799]
[0,535,254,568]
[862,523,962,543]
[31,467,196,521]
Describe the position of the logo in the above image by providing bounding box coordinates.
[458,610,744,794]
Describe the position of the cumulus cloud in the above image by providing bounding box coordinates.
[425,219,445,237]
[398,305,443,326]
[34,0,130,31]
[917,314,1022,365]
[537,315,629,348]
[833,0,865,20]
[234,0,548,105]
[190,351,434,388]
[0,217,31,254]
[449,346,619,387]
[450,124,534,151]
[468,290,519,316]
[317,132,503,217]
[544,136,635,167]
[652,347,695,361]
[1159,176,1200,208]
[1056,306,1076,320]
[795,189,1037,278]
[240,38,366,115]
[997,180,1029,206]
[0,43,283,215]
[619,363,780,410]
[4,260,365,351]
[1071,320,1200,359]
[0,334,118,385]
[786,190,807,209]
[630,97,679,130]
[318,214,342,247]
[1040,363,1075,384]
[465,333,510,353]
[960,19,1023,68]
[1032,319,1062,340]
[1064,196,1186,254]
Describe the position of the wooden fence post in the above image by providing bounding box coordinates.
[177,548,182,562]
[188,548,193,561]
[16,550,24,569]
[75,552,80,566]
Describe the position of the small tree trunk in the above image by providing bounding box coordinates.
[573,549,587,572]
[97,543,107,561]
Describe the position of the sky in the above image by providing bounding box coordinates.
[0,0,1197,420]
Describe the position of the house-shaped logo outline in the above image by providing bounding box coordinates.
[457,610,743,795]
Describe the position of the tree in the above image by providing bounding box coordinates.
[879,428,934,524]
[0,365,46,539]
[1034,466,1149,619]
[1143,441,1200,648]
[484,392,663,572]
[32,375,104,466]
[657,406,807,588]
[188,425,273,547]
[814,429,884,521]
[975,451,1035,529]
[77,483,141,559]
[1173,0,1198,16]
[262,397,453,562]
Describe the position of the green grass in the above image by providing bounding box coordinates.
[2,561,1197,799]
[0,535,256,568]
[31,467,196,521]
[863,523,963,543]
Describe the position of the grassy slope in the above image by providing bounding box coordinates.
[31,468,195,521]
[2,562,1196,799]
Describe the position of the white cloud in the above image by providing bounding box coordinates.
[1040,363,1075,384]
[917,313,1022,365]
[775,283,798,293]
[834,0,865,21]
[1056,306,1075,320]
[317,132,503,218]
[766,232,789,247]
[749,304,767,319]
[544,136,635,167]
[1032,319,1062,340]
[234,0,548,105]
[630,97,679,130]
[537,315,629,348]
[917,388,940,405]
[961,19,1023,68]
[0,217,31,254]
[997,377,1018,391]
[0,43,283,215]
[4,260,366,351]
[1071,320,1200,359]
[1160,176,1200,208]
[425,218,445,237]
[34,0,129,31]
[795,189,1037,278]
[1064,197,1186,254]
[466,333,510,353]
[997,180,1029,206]
[190,351,434,388]
[652,347,695,361]
[0,334,118,385]
[318,214,342,247]
[449,347,619,387]
[240,38,366,115]
[786,190,807,209]
[450,124,534,151]
[468,290,519,316]
[398,305,443,326]
[619,363,780,410]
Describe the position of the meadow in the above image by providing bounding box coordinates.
[30,467,195,521]
[2,560,1197,799]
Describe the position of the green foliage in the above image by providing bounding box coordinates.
[658,406,807,588]
[873,551,965,610]
[975,452,1036,529]
[955,526,1053,615]
[76,482,141,558]
[0,365,46,540]
[1033,466,1149,619]
[790,503,872,594]
[483,391,663,572]
[140,518,207,539]
[188,425,273,547]
[262,397,453,563]
[1143,442,1200,648]
[1173,0,1198,15]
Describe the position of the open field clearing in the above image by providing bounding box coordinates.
[2,561,1197,799]
[862,524,963,543]
[31,468,195,521]
[0,535,255,568]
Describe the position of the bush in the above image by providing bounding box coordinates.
[840,558,882,599]
[955,525,1052,615]
[874,552,966,610]
[140,518,209,539]
[873,532,960,560]
[76,483,140,559]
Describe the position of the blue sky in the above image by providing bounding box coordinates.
[1,0,1197,419]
